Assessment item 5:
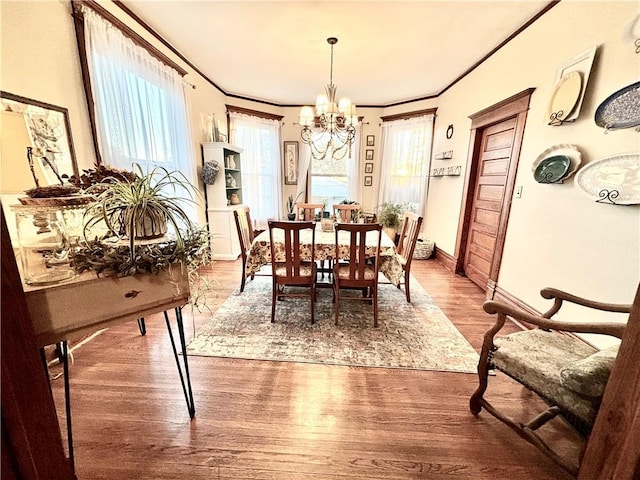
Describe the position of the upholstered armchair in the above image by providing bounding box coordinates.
[469,288,630,476]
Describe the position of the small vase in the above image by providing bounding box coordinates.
[287,213,296,221]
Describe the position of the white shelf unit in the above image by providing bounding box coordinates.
[202,142,244,260]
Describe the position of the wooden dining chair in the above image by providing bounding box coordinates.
[295,202,324,221]
[233,206,255,293]
[332,223,383,327]
[268,220,317,324]
[332,204,361,223]
[396,212,423,303]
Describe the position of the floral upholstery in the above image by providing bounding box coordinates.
[490,329,603,426]
[246,225,403,286]
[334,264,378,280]
[560,344,619,398]
[273,262,315,278]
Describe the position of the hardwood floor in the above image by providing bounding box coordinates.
[49,259,580,479]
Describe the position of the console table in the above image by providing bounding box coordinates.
[22,264,196,471]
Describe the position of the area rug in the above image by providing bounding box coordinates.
[186,276,479,373]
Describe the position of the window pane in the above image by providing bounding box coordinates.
[310,176,348,206]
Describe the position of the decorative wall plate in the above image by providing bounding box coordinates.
[574,153,640,205]
[534,155,571,183]
[594,81,640,131]
[548,71,582,124]
[533,144,582,183]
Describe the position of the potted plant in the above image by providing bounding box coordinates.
[83,164,198,256]
[378,202,405,240]
[74,164,213,312]
[286,192,303,220]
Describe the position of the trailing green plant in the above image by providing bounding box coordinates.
[83,164,200,261]
[377,202,406,229]
[71,226,215,313]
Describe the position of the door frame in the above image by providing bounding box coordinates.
[454,88,535,298]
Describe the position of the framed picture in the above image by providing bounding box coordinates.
[365,163,373,174]
[283,140,299,185]
[365,149,374,160]
[364,176,373,187]
[1,91,79,192]
[366,135,375,146]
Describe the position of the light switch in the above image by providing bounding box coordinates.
[515,186,523,199]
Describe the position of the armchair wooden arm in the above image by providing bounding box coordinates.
[540,287,632,318]
[483,300,627,340]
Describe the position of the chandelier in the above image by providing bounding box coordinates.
[299,37,358,161]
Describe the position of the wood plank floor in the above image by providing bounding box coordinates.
[49,258,581,479]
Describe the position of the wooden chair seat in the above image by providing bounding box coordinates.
[334,264,378,281]
[273,262,316,279]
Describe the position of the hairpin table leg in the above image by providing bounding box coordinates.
[164,307,195,418]
[137,318,146,336]
[59,340,75,472]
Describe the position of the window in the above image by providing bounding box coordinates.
[379,113,434,217]
[78,5,197,220]
[229,111,283,228]
[309,131,361,206]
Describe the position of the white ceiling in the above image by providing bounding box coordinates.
[120,0,552,107]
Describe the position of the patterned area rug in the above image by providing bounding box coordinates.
[187,276,479,373]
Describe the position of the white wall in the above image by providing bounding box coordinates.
[419,1,639,343]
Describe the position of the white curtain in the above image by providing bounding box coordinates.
[296,144,311,201]
[82,6,198,220]
[348,125,362,202]
[296,127,361,202]
[229,111,283,229]
[378,114,434,219]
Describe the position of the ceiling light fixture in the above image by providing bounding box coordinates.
[299,37,358,161]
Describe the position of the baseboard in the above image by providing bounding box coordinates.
[434,247,456,272]
[493,285,540,318]
[213,253,241,261]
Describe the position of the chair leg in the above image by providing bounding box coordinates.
[270,279,277,323]
[470,348,493,415]
[240,260,247,292]
[373,284,378,328]
[310,284,316,324]
[404,269,411,303]
[334,283,340,326]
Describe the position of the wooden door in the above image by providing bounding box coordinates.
[454,89,534,295]
[463,118,516,289]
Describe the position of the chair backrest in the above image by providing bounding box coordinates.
[332,204,361,223]
[334,223,382,281]
[396,212,423,262]
[295,203,324,221]
[268,220,315,279]
[233,206,254,257]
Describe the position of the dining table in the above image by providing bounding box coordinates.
[245,222,403,286]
